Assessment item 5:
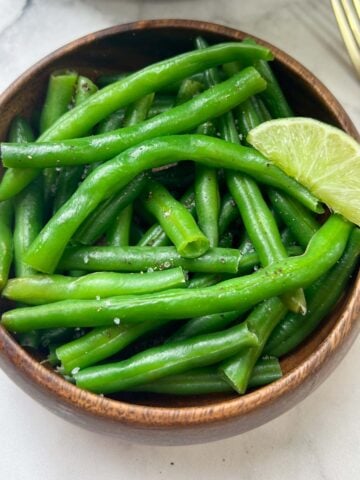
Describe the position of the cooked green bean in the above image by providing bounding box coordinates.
[243,38,293,118]
[130,357,282,395]
[74,172,149,245]
[237,96,263,144]
[123,94,154,127]
[3,267,186,304]
[74,75,98,107]
[39,72,78,203]
[138,189,195,248]
[141,180,209,258]
[8,117,35,144]
[39,72,78,134]
[195,165,220,247]
[74,321,258,393]
[268,189,320,248]
[106,204,133,246]
[9,118,42,278]
[187,273,225,289]
[56,319,171,374]
[169,246,300,344]
[0,201,13,290]
[265,227,360,356]
[0,44,272,199]
[2,215,350,332]
[176,78,204,105]
[24,134,321,274]
[196,35,305,313]
[58,246,242,274]
[96,109,125,134]
[53,76,98,212]
[218,193,239,236]
[167,311,242,343]
[2,67,267,170]
[220,297,287,393]
[148,95,175,117]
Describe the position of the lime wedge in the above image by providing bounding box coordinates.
[247,118,360,226]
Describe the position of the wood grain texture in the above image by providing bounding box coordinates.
[0,19,359,445]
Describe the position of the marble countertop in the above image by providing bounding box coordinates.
[0,1,359,479]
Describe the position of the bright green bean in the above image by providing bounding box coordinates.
[220,297,287,393]
[74,321,258,393]
[141,180,209,258]
[3,267,186,305]
[130,357,282,395]
[58,246,242,274]
[24,134,321,274]
[2,67,267,170]
[0,44,272,199]
[268,189,320,248]
[74,172,149,245]
[2,215,350,332]
[265,227,360,356]
[195,165,220,247]
[106,204,133,247]
[0,201,13,290]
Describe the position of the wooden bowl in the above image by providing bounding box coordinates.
[0,19,359,445]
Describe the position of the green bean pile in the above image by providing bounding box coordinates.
[0,38,359,398]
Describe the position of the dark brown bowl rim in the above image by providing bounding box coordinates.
[0,19,359,429]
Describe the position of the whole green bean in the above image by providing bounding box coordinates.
[2,215,350,332]
[9,118,42,277]
[53,76,98,212]
[195,165,220,247]
[41,42,272,140]
[3,267,186,304]
[236,96,263,143]
[0,201,13,290]
[13,179,44,277]
[74,321,258,393]
[130,357,282,395]
[268,189,319,248]
[74,172,149,245]
[106,204,133,246]
[2,67,267,170]
[24,134,321,274]
[58,246,242,274]
[0,43,272,199]
[197,35,305,314]
[168,247,300,344]
[56,318,171,374]
[39,72,78,202]
[220,297,287,393]
[264,227,360,357]
[141,180,209,258]
[243,38,293,118]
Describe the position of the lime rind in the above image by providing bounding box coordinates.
[247,117,360,226]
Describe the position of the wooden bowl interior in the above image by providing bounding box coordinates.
[0,21,359,415]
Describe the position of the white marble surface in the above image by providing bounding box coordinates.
[0,1,359,479]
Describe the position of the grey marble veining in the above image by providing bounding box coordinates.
[0,1,359,479]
